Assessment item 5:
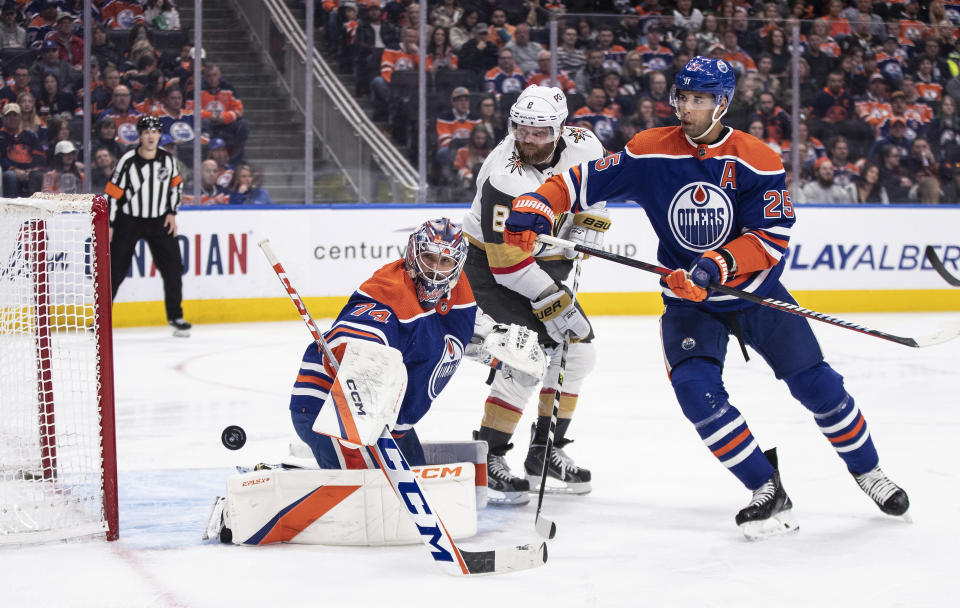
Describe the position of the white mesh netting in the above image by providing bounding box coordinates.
[0,195,112,544]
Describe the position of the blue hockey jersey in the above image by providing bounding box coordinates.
[534,126,794,312]
[290,259,477,431]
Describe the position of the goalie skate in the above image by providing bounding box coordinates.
[524,425,592,495]
[735,448,798,541]
[202,496,231,543]
[853,466,910,519]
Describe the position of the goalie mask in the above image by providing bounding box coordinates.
[404,218,467,309]
[509,84,568,148]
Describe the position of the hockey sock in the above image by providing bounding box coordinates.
[481,397,523,437]
[812,394,879,474]
[786,363,879,475]
[477,426,515,455]
[534,390,577,445]
[531,415,573,447]
[672,358,773,490]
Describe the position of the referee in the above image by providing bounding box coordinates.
[106,115,191,336]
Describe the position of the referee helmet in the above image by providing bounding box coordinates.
[137,115,163,133]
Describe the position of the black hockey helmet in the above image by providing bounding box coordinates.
[137,115,162,133]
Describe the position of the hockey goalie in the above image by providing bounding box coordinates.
[205,218,548,546]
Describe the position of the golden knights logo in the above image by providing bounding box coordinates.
[505,151,525,175]
[565,126,590,143]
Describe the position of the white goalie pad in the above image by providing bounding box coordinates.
[312,340,407,446]
[287,439,489,509]
[222,463,477,546]
[481,324,547,379]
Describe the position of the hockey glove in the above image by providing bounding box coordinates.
[563,206,612,259]
[532,286,590,343]
[503,194,555,253]
[665,250,729,302]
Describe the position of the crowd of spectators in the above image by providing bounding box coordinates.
[322,0,960,203]
[0,0,272,205]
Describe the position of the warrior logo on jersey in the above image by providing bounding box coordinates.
[428,335,463,400]
[566,126,590,143]
[505,151,525,175]
[668,182,733,252]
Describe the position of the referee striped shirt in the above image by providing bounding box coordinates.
[104,147,182,224]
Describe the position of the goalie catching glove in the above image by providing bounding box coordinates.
[560,205,612,259]
[665,250,731,302]
[467,323,547,384]
[532,286,590,343]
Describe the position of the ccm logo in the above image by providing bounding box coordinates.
[414,466,464,479]
[346,379,366,415]
[241,476,271,487]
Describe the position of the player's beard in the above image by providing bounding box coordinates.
[515,140,557,165]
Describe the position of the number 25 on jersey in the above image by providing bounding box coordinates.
[763,190,794,219]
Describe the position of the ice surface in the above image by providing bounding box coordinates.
[2,314,958,607]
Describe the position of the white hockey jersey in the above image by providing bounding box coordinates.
[462,126,605,300]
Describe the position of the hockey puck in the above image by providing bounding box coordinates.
[221,425,247,450]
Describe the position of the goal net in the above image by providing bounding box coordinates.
[0,194,118,544]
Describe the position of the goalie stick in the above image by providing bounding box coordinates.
[258,239,547,576]
[925,246,960,287]
[535,234,960,349]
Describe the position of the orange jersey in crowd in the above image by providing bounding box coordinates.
[380,48,419,82]
[435,115,480,149]
[916,82,943,104]
[100,1,146,30]
[722,49,757,74]
[816,16,850,38]
[856,99,893,127]
[200,88,243,124]
[526,70,577,93]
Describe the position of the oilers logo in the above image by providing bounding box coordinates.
[428,335,463,400]
[170,120,194,143]
[668,182,733,252]
[118,122,140,146]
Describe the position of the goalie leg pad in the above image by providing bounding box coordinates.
[292,409,376,469]
[222,464,477,546]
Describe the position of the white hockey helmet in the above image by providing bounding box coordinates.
[509,84,568,144]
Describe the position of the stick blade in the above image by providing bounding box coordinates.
[911,323,960,348]
[459,542,548,575]
[535,513,557,539]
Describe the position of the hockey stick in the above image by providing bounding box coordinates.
[535,234,960,349]
[258,239,547,576]
[532,255,582,540]
[925,246,960,287]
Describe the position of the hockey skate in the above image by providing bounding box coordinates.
[169,318,192,337]
[524,423,592,495]
[735,448,798,541]
[202,496,232,543]
[853,466,910,519]
[474,431,530,505]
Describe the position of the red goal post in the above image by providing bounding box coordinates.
[0,193,118,544]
